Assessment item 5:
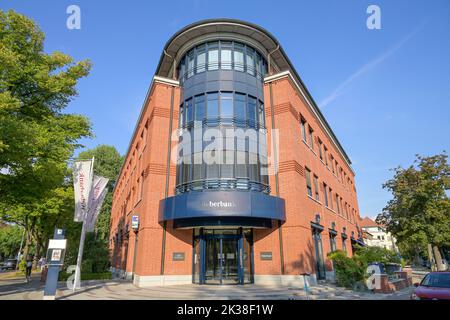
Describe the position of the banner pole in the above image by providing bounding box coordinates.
[73,156,95,292]
[73,217,87,291]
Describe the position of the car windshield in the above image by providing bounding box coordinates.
[421,273,450,288]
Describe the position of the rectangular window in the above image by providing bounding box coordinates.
[331,155,336,174]
[305,168,312,197]
[313,175,319,201]
[220,92,233,118]
[196,45,206,73]
[308,126,314,150]
[139,171,144,200]
[246,47,255,76]
[330,235,337,252]
[329,187,333,209]
[336,193,341,214]
[186,98,193,123]
[318,139,323,161]
[258,101,265,127]
[342,238,347,253]
[187,50,194,78]
[207,93,219,119]
[235,93,246,122]
[300,118,307,142]
[178,104,184,129]
[324,146,328,166]
[247,96,257,125]
[194,95,205,123]
[192,153,203,181]
[208,42,219,71]
[234,44,245,72]
[221,42,232,70]
[345,202,349,219]
[323,182,329,207]
[221,150,234,178]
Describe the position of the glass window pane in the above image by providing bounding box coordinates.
[221,47,232,70]
[235,93,246,123]
[208,43,219,71]
[236,151,247,178]
[186,99,193,123]
[187,50,194,78]
[247,96,257,125]
[256,53,262,79]
[246,47,255,76]
[220,92,233,118]
[196,45,206,73]
[206,163,219,179]
[221,150,234,178]
[234,44,244,72]
[207,93,219,119]
[194,95,205,122]
[179,104,184,128]
[258,101,265,127]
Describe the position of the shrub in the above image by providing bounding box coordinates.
[328,250,365,288]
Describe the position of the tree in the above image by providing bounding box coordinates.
[0,224,23,260]
[78,145,123,241]
[377,153,450,270]
[61,145,122,274]
[0,9,92,264]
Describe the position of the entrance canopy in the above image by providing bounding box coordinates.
[159,191,285,228]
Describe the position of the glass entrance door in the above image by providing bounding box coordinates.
[204,236,239,284]
[193,228,253,285]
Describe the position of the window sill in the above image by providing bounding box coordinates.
[307,195,322,205]
[325,206,337,214]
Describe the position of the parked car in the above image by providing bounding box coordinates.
[3,259,17,270]
[411,272,450,300]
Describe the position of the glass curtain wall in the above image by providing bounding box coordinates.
[178,41,267,82]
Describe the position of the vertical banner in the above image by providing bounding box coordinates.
[85,176,109,232]
[73,160,94,222]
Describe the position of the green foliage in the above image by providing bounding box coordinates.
[328,247,401,289]
[0,9,92,260]
[0,224,22,259]
[62,145,122,273]
[78,145,123,241]
[377,153,450,261]
[353,245,401,269]
[328,250,365,288]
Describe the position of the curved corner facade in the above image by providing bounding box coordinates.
[110,19,363,287]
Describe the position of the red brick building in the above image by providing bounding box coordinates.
[110,19,363,287]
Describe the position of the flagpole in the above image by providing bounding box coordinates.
[73,156,95,292]
[73,217,87,291]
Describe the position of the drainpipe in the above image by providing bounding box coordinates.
[160,50,177,276]
[267,45,280,76]
[163,50,177,80]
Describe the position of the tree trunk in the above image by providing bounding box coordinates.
[427,243,436,271]
[433,245,446,271]
[22,229,32,262]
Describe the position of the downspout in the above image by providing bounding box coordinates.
[267,45,280,76]
[160,50,177,276]
[268,78,285,276]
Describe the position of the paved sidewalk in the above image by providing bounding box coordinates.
[0,273,413,300]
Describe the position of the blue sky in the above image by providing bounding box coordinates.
[2,0,449,218]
